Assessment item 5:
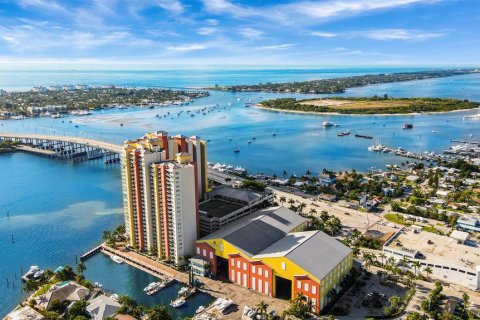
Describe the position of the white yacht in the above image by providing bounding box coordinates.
[322,121,334,127]
[143,282,157,292]
[33,270,45,279]
[170,298,186,308]
[110,255,124,264]
[196,306,205,314]
[178,286,189,296]
[144,282,164,295]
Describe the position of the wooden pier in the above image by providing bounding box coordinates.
[80,244,104,261]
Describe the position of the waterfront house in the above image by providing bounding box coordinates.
[6,306,45,320]
[35,281,90,310]
[86,294,121,320]
[318,173,337,186]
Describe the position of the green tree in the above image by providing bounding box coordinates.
[462,292,470,318]
[424,266,433,281]
[384,295,402,315]
[256,300,269,319]
[102,230,112,242]
[147,305,172,320]
[406,311,423,320]
[67,301,88,320]
[379,252,387,265]
[297,202,307,215]
[76,261,87,275]
[411,260,421,277]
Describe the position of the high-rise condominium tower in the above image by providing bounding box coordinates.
[121,131,207,265]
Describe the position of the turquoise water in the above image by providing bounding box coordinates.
[1,67,480,316]
[0,152,122,314]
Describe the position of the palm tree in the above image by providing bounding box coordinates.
[102,230,112,242]
[400,256,410,268]
[424,266,433,281]
[298,202,307,215]
[309,208,317,216]
[379,252,387,265]
[279,196,286,206]
[411,261,421,277]
[363,252,373,271]
[256,301,268,319]
[288,199,295,206]
[320,210,330,222]
[76,261,86,275]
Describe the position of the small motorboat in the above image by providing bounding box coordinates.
[110,255,124,264]
[196,306,205,314]
[33,270,45,279]
[170,298,186,308]
[178,286,189,296]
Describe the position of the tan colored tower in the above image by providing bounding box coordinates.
[121,131,207,265]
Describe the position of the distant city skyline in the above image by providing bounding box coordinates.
[0,0,479,68]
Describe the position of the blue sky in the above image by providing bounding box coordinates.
[0,0,479,68]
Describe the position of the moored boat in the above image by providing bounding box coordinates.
[170,298,186,308]
[110,255,124,264]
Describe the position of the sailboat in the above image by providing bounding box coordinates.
[234,144,240,153]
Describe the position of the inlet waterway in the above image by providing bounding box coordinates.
[1,68,479,316]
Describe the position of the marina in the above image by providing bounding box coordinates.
[2,68,480,317]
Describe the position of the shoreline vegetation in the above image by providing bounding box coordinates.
[0,87,209,116]
[206,69,478,94]
[257,97,480,115]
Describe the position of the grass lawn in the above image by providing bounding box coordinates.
[422,225,444,235]
[384,213,412,225]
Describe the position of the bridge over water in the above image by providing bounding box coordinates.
[0,133,123,163]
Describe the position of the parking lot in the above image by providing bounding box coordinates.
[334,267,408,319]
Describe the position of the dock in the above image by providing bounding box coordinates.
[355,134,373,139]
[80,244,103,261]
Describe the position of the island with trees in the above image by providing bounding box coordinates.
[0,86,209,116]
[209,69,478,94]
[257,97,480,115]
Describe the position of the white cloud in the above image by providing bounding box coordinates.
[17,0,65,12]
[155,0,184,14]
[310,28,446,41]
[238,27,263,39]
[357,28,444,41]
[310,31,338,38]
[206,19,219,26]
[201,0,442,25]
[201,0,256,17]
[0,24,153,52]
[197,27,217,36]
[280,0,441,21]
[258,44,294,50]
[166,44,208,51]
